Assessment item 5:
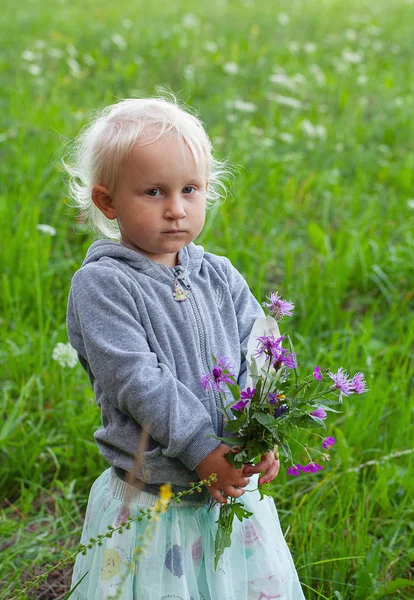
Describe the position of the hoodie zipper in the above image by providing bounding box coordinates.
[172,267,224,436]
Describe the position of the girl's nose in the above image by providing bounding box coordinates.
[165,195,186,220]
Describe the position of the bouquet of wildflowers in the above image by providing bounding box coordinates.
[200,292,368,568]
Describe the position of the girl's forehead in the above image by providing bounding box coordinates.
[121,134,208,179]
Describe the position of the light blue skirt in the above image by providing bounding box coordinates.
[70,468,305,599]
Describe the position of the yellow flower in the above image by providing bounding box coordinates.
[160,483,173,503]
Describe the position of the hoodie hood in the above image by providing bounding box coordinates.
[81,239,205,278]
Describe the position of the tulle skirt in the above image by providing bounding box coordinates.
[70,468,305,599]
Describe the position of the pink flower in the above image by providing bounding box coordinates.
[329,367,352,402]
[200,355,236,392]
[240,387,256,400]
[287,465,301,476]
[232,399,249,411]
[262,291,295,320]
[350,372,368,394]
[322,436,336,449]
[299,462,323,473]
[311,407,327,420]
[313,366,322,381]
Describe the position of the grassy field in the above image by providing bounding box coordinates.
[1,0,413,598]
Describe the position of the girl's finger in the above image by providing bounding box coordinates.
[210,488,228,504]
[244,452,273,475]
[258,459,280,485]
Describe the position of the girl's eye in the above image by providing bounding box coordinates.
[182,186,196,194]
[146,189,162,197]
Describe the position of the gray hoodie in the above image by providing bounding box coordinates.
[67,240,263,497]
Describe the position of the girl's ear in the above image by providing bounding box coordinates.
[92,185,117,220]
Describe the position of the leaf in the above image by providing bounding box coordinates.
[258,484,275,501]
[63,571,90,599]
[228,383,240,401]
[253,411,277,430]
[232,502,253,521]
[377,579,414,595]
[214,504,234,569]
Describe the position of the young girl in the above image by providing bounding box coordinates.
[66,96,305,600]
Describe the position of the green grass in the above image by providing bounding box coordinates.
[1,0,413,598]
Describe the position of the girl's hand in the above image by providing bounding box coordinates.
[242,447,280,485]
[196,444,250,504]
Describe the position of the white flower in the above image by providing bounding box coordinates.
[278,13,290,25]
[67,57,81,77]
[345,28,358,40]
[223,62,239,75]
[34,40,46,49]
[66,44,78,57]
[407,199,414,209]
[28,64,41,76]
[48,48,64,59]
[233,99,257,112]
[288,41,300,55]
[83,54,95,66]
[357,74,368,86]
[183,65,194,80]
[269,72,298,90]
[304,42,317,54]
[261,138,274,148]
[342,48,363,63]
[268,94,303,109]
[182,13,199,28]
[122,18,133,29]
[36,224,56,236]
[309,63,326,85]
[300,120,326,139]
[52,343,78,368]
[22,50,36,61]
[372,41,384,52]
[366,24,382,36]
[112,34,127,50]
[204,41,217,53]
[278,132,294,144]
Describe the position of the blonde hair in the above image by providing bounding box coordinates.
[64,95,231,239]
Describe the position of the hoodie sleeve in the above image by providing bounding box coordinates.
[67,265,220,470]
[223,258,264,390]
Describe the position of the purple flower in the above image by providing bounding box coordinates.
[311,407,327,420]
[262,291,295,320]
[287,465,301,476]
[255,334,297,370]
[200,355,236,392]
[322,436,336,449]
[313,366,322,381]
[254,333,285,359]
[328,367,352,402]
[299,462,324,473]
[240,387,256,400]
[350,372,368,394]
[232,399,249,411]
[274,404,288,418]
[268,393,278,405]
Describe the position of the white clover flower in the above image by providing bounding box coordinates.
[204,41,217,53]
[278,132,294,144]
[36,224,56,236]
[83,54,96,66]
[278,13,290,25]
[357,74,368,86]
[112,34,127,50]
[66,44,78,57]
[48,48,64,59]
[309,64,326,85]
[22,50,36,61]
[182,13,199,28]
[407,199,414,209]
[233,99,257,112]
[28,64,42,76]
[304,42,317,54]
[223,62,239,75]
[268,94,303,109]
[345,28,358,40]
[288,41,300,55]
[184,65,194,80]
[300,120,326,139]
[342,48,363,64]
[52,343,78,369]
[67,57,81,77]
[268,72,296,90]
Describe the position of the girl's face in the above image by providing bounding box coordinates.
[93,134,208,267]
